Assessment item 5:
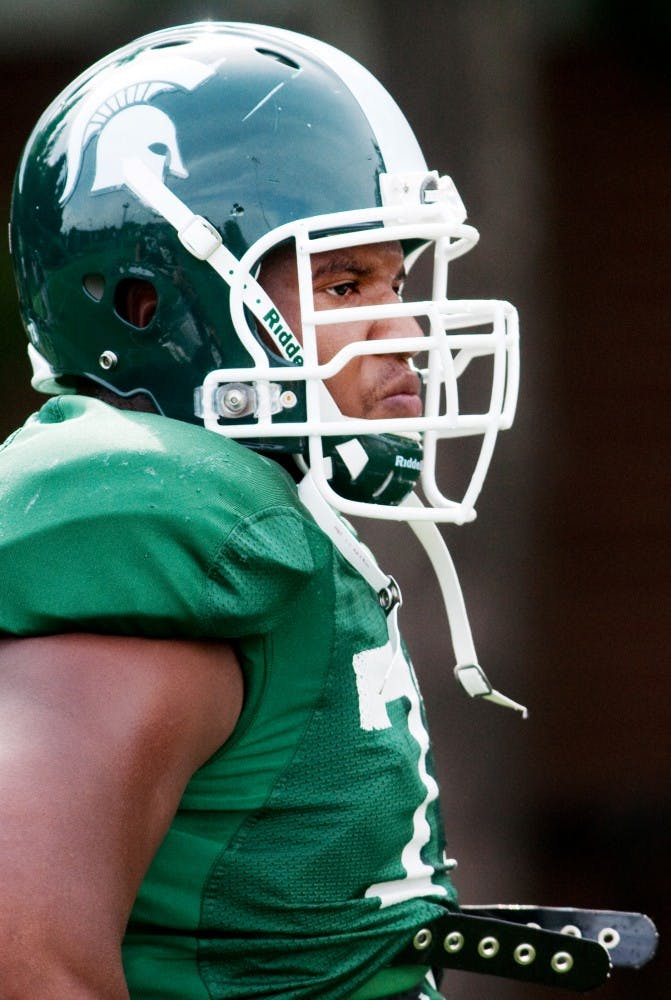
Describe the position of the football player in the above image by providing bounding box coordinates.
[0,21,651,1000]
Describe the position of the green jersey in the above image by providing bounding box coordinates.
[0,396,457,999]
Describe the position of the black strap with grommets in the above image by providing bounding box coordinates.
[393,906,657,991]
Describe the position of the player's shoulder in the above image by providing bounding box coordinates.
[2,394,300,517]
[0,395,330,637]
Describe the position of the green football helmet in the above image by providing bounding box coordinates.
[10,21,519,523]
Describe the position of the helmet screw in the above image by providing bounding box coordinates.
[214,383,256,419]
[223,387,248,413]
[98,350,118,371]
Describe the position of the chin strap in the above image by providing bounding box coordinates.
[298,473,527,716]
[122,157,302,371]
[402,492,527,717]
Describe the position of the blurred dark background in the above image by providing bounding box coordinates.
[0,2,668,997]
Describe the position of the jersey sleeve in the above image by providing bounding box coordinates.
[0,397,329,639]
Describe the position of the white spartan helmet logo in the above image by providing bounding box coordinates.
[59,50,216,204]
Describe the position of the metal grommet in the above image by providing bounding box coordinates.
[98,350,118,371]
[561,924,582,937]
[551,951,574,974]
[280,390,297,409]
[444,931,465,954]
[514,943,536,966]
[598,927,621,951]
[413,928,433,951]
[378,577,401,613]
[478,936,500,959]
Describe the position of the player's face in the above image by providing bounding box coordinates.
[259,241,423,419]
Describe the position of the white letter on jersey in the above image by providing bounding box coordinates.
[354,641,448,908]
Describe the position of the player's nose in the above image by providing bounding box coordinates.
[370,310,424,355]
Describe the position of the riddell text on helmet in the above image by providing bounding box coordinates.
[263,308,304,365]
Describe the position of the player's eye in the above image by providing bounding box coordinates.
[326,281,357,298]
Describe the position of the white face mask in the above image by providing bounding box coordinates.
[193,174,519,525]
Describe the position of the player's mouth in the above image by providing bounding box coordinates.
[376,371,423,418]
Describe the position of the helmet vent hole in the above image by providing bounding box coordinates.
[255,48,300,71]
[114,278,158,330]
[83,273,105,302]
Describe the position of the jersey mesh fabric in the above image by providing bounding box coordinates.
[195,555,455,998]
[0,397,457,999]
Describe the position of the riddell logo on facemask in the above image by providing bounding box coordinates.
[395,455,422,471]
[263,309,304,365]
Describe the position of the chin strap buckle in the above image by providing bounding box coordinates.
[454,663,528,718]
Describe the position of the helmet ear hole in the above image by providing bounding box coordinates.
[114,278,158,329]
[82,273,105,302]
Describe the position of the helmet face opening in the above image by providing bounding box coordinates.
[11,21,519,523]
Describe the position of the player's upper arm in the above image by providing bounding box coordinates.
[0,632,242,999]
